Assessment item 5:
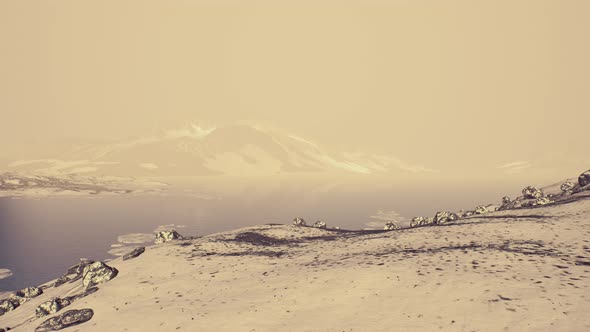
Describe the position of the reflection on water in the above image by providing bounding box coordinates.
[0,181,512,291]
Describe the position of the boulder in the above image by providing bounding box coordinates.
[155,230,182,244]
[0,298,19,316]
[533,196,553,206]
[383,222,399,230]
[560,181,576,193]
[433,211,458,224]
[122,247,145,261]
[292,218,306,226]
[579,170,590,187]
[474,205,489,215]
[410,217,424,227]
[63,259,95,283]
[35,309,94,332]
[313,221,327,229]
[36,298,71,318]
[424,217,434,225]
[522,186,543,199]
[15,287,43,299]
[82,262,118,289]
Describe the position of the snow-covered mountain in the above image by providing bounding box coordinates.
[3,124,435,177]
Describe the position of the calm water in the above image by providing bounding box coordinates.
[0,183,510,291]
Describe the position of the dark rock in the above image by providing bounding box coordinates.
[15,287,43,299]
[64,259,95,283]
[579,170,590,187]
[522,186,543,199]
[122,247,145,261]
[36,298,71,318]
[35,309,94,332]
[155,230,182,244]
[82,262,118,289]
[383,222,399,230]
[433,211,458,224]
[52,277,69,288]
[0,298,19,316]
[560,181,575,193]
[409,217,424,227]
[313,221,327,229]
[292,217,306,226]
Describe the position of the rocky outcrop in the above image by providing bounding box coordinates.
[410,217,424,227]
[82,262,118,289]
[383,222,399,230]
[433,211,458,224]
[474,206,489,215]
[0,298,19,316]
[313,221,327,229]
[560,181,576,193]
[522,186,543,199]
[36,298,71,318]
[63,259,95,283]
[533,196,553,206]
[0,286,44,316]
[293,217,306,226]
[123,247,145,261]
[579,170,590,187]
[155,230,182,244]
[35,309,94,332]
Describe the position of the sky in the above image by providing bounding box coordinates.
[1,0,589,180]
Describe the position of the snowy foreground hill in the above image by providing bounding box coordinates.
[1,174,590,331]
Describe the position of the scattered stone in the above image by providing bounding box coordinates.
[560,181,575,193]
[52,277,69,288]
[122,247,145,261]
[579,170,590,187]
[410,217,424,227]
[0,298,19,316]
[533,196,553,206]
[383,222,399,230]
[35,308,94,332]
[155,230,182,244]
[63,259,95,283]
[293,217,306,226]
[474,205,489,215]
[313,221,327,229]
[36,298,71,318]
[433,211,458,224]
[15,287,43,299]
[82,261,118,289]
[522,186,543,199]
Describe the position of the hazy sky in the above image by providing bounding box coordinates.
[1,0,589,176]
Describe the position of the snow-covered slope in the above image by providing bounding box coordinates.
[3,124,433,177]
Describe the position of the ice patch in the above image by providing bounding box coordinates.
[0,268,13,280]
[139,163,159,170]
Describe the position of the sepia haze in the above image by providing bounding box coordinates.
[1,0,589,185]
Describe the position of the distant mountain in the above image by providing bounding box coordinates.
[3,124,435,177]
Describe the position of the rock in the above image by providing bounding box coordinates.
[36,298,71,318]
[474,205,489,214]
[433,211,458,224]
[0,298,20,316]
[560,181,576,193]
[522,186,543,199]
[122,247,145,261]
[424,217,434,225]
[15,287,43,299]
[35,309,94,332]
[155,230,182,244]
[313,221,327,229]
[383,222,399,230]
[52,277,69,288]
[410,217,424,227]
[292,217,306,226]
[579,170,590,187]
[332,226,340,230]
[63,259,95,283]
[82,262,118,289]
[533,196,553,206]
